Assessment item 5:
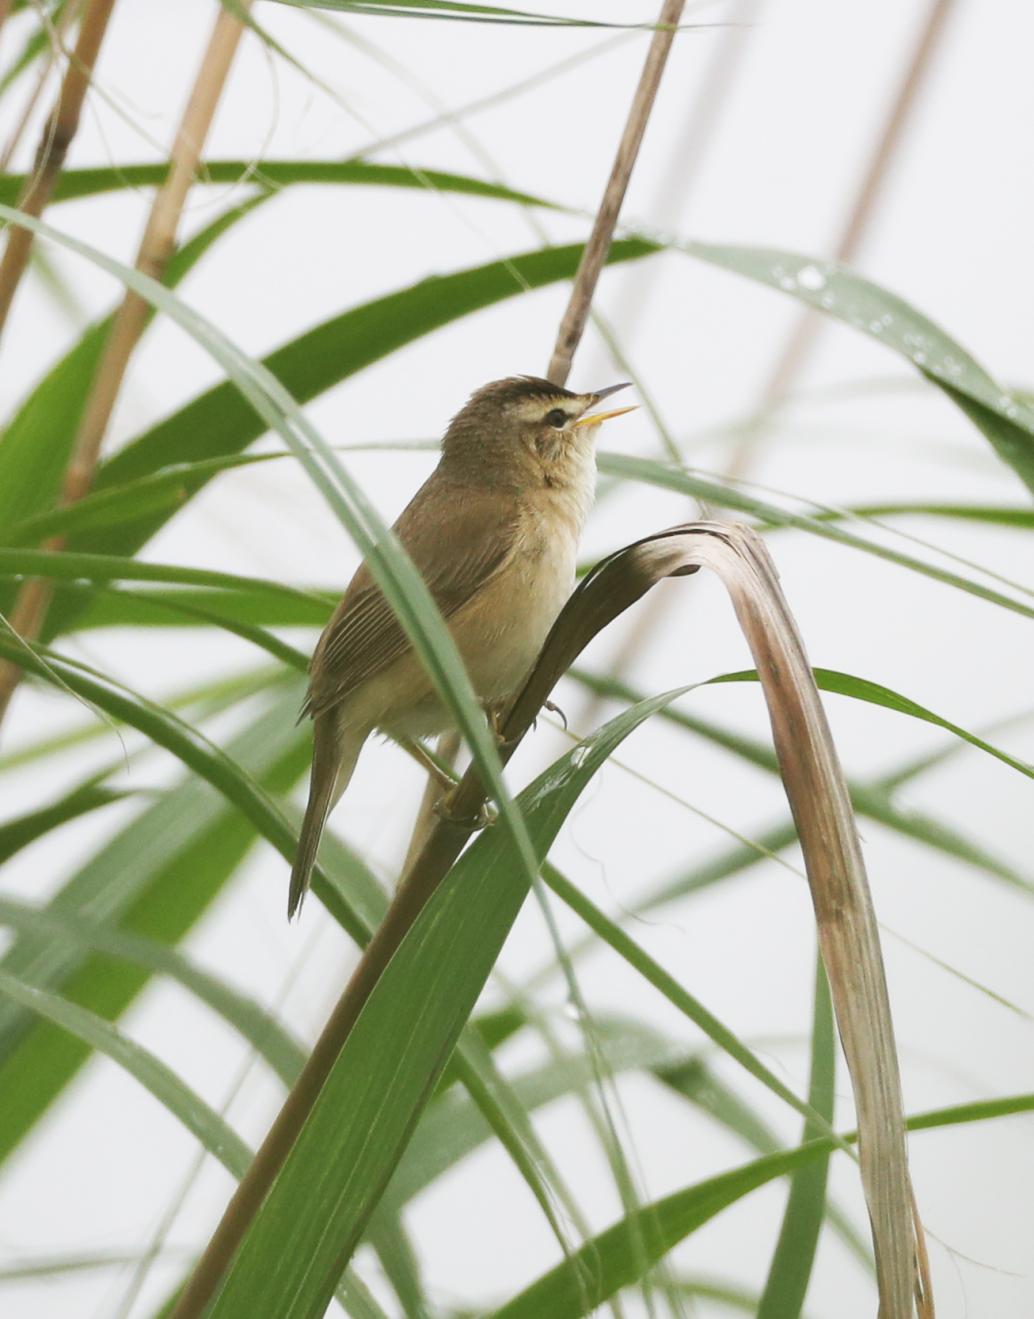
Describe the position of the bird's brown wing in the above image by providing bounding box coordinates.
[303,474,520,720]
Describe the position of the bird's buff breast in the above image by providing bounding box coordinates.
[353,496,582,741]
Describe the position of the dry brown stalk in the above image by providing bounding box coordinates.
[0,1,83,174]
[0,0,117,338]
[0,0,14,52]
[0,0,252,727]
[546,0,685,386]
[60,0,252,503]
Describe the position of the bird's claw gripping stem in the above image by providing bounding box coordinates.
[433,789,498,830]
[543,698,567,729]
[482,699,514,746]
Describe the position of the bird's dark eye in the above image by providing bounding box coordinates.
[545,408,568,429]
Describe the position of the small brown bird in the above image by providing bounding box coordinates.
[288,375,635,918]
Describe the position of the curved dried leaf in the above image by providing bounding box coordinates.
[499,521,925,1314]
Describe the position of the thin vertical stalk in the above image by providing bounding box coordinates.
[61,0,251,506]
[0,0,15,54]
[602,0,761,352]
[547,0,685,386]
[0,0,252,728]
[0,1,82,174]
[572,2,759,729]
[0,0,117,338]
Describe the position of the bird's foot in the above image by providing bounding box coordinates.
[433,788,498,830]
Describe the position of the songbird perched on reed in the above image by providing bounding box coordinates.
[288,374,635,918]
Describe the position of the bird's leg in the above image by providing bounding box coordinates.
[406,702,516,828]
[399,737,459,792]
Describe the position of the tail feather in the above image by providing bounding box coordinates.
[288,719,362,920]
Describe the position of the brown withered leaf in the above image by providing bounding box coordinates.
[498,520,931,1319]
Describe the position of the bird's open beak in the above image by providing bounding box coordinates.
[572,381,637,429]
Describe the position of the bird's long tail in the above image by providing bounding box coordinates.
[288,718,363,920]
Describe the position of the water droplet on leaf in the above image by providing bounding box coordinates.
[796,263,826,291]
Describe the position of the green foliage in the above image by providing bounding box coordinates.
[205,694,683,1318]
[756,957,835,1319]
[1,17,1029,1315]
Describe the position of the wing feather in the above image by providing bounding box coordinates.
[303,474,520,720]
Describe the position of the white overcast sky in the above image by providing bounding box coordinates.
[1,2,1033,1316]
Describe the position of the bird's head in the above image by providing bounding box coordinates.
[440,375,635,484]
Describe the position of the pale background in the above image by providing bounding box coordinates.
[1,1,1033,1315]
